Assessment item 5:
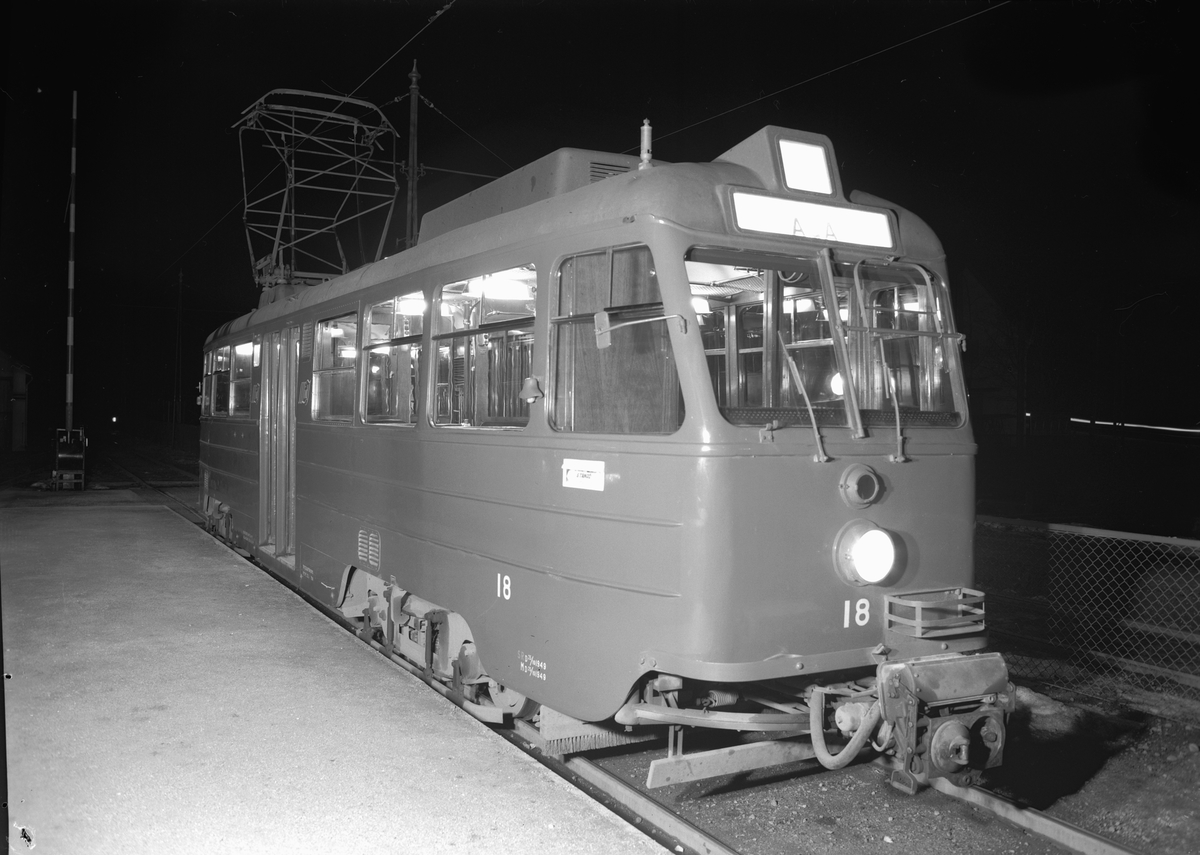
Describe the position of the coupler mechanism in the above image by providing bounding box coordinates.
[874,652,1013,793]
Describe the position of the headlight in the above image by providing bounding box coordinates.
[833,519,898,586]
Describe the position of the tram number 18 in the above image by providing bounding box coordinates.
[844,598,870,628]
[497,574,512,600]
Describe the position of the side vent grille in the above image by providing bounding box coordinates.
[589,161,634,183]
[357,530,381,568]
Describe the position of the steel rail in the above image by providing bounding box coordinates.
[564,756,742,855]
[108,444,200,486]
[928,776,1147,855]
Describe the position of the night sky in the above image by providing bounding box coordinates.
[2,0,1195,441]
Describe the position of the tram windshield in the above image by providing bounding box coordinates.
[688,247,963,429]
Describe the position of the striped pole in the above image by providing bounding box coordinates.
[66,90,78,432]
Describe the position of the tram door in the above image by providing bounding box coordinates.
[260,327,298,562]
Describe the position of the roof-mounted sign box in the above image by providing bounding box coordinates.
[718,126,896,250]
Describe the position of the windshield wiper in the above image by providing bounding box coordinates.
[817,248,866,439]
[777,331,831,462]
[852,260,909,463]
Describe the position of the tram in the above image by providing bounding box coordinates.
[199,125,1012,792]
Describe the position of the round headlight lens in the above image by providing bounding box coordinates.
[833,520,898,586]
[850,529,895,583]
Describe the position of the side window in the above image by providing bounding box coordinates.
[552,245,684,434]
[433,265,536,427]
[364,292,424,424]
[230,342,255,415]
[205,345,231,416]
[200,352,213,414]
[314,313,358,420]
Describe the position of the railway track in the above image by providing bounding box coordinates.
[193,524,1149,855]
[94,442,199,487]
[925,774,1143,855]
[92,449,204,523]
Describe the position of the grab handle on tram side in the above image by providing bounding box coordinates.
[594,310,687,348]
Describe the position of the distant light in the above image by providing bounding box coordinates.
[112,416,117,423]
[1025,412,1031,417]
[829,372,845,396]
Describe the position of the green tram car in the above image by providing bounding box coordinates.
[200,126,1012,793]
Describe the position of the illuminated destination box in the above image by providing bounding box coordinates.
[731,191,894,249]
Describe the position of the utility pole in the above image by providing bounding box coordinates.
[173,269,183,439]
[405,61,420,249]
[66,90,77,433]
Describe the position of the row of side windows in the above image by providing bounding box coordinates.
[206,245,684,434]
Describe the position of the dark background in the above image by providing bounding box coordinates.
[2,1,1196,534]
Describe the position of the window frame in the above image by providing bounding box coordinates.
[430,265,537,429]
[549,243,685,435]
[312,312,359,422]
[362,292,426,426]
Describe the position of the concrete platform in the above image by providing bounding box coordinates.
[1,497,663,855]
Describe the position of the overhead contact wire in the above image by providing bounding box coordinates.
[642,1,1012,150]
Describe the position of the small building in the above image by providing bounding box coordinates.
[0,350,32,452]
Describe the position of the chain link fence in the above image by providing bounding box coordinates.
[976,518,1200,702]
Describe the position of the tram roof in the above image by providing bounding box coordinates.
[206,126,942,344]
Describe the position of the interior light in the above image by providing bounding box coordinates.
[833,520,898,586]
[370,365,380,374]
[235,342,254,355]
[796,298,816,313]
[839,307,849,322]
[903,301,920,312]
[691,296,712,314]
[329,327,345,338]
[398,298,427,315]
[338,347,357,359]
[829,372,844,396]
[482,276,531,301]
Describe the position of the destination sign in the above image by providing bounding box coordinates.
[731,191,894,249]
